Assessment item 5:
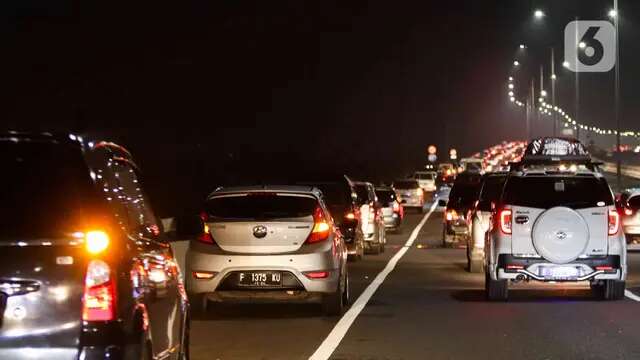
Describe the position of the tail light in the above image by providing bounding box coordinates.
[608,209,620,235]
[499,209,512,234]
[198,212,216,245]
[306,207,331,244]
[624,208,633,216]
[445,209,459,221]
[303,271,330,279]
[83,260,116,322]
[392,201,400,213]
[345,212,356,220]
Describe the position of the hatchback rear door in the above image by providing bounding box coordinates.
[203,193,318,254]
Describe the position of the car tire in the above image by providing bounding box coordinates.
[603,280,625,301]
[323,273,345,316]
[188,293,207,314]
[485,271,508,301]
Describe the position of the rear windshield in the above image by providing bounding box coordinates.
[479,175,507,203]
[205,194,317,221]
[0,140,106,239]
[415,173,435,180]
[354,185,370,205]
[375,189,396,203]
[464,162,483,172]
[394,180,419,189]
[502,176,613,209]
[628,195,640,209]
[448,182,481,208]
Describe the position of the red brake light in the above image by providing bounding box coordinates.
[303,271,330,279]
[499,209,512,234]
[445,209,459,221]
[306,207,331,244]
[608,209,620,235]
[83,260,116,322]
[197,212,216,245]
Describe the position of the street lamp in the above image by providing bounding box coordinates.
[540,90,548,97]
[608,9,618,18]
[562,61,570,68]
[551,74,557,80]
[519,44,526,49]
[534,10,545,19]
[513,60,520,66]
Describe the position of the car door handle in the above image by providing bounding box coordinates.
[515,216,529,224]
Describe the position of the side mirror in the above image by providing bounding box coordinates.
[175,214,204,239]
[438,199,447,207]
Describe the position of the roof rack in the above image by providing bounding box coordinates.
[509,155,602,173]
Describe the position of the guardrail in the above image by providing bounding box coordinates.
[600,162,640,179]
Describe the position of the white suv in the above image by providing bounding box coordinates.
[485,163,627,301]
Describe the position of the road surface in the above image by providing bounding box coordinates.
[189,199,640,360]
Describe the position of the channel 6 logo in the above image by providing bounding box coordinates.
[564,20,616,72]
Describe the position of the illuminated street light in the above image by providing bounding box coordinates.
[562,61,570,68]
[551,74,557,80]
[508,83,514,89]
[578,42,586,49]
[510,97,515,102]
[513,60,520,66]
[540,90,548,97]
[508,91,514,97]
[519,44,526,49]
[534,10,545,19]
[608,9,618,18]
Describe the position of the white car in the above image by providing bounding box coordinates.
[485,160,627,301]
[413,171,437,192]
[467,173,507,272]
[183,185,350,315]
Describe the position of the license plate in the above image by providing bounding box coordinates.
[238,272,282,287]
[539,266,579,279]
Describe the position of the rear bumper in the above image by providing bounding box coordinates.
[496,254,624,281]
[186,246,340,298]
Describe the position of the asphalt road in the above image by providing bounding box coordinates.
[189,197,640,359]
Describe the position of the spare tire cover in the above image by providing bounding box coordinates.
[532,207,589,264]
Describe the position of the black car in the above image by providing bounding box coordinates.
[0,133,189,360]
[442,172,483,247]
[297,176,365,260]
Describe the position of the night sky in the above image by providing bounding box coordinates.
[1,0,639,215]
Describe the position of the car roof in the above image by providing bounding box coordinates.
[210,185,322,198]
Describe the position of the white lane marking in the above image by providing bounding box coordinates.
[309,202,438,360]
[625,289,640,302]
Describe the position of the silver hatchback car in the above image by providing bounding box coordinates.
[182,185,350,315]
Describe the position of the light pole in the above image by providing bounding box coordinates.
[613,0,621,188]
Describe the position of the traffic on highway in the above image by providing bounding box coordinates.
[4,1,640,360]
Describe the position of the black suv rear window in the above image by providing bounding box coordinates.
[375,189,396,203]
[394,180,419,189]
[0,140,105,239]
[628,195,640,209]
[205,194,317,221]
[502,176,613,209]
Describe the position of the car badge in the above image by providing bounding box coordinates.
[253,225,268,238]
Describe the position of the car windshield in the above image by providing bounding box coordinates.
[393,180,419,189]
[0,141,107,239]
[503,176,613,209]
[204,194,317,221]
